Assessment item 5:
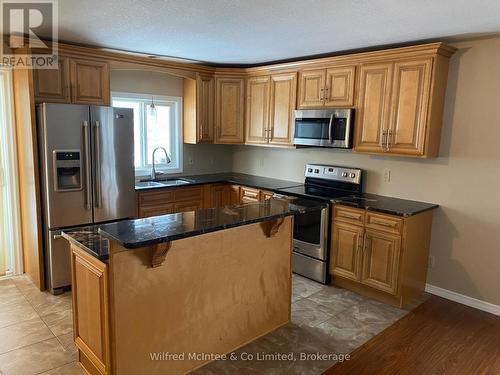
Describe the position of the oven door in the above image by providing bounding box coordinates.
[293,109,353,148]
[293,205,329,260]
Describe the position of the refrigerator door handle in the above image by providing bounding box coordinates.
[94,120,102,208]
[82,121,92,210]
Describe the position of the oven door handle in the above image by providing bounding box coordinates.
[328,113,335,144]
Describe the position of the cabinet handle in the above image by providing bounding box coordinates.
[338,212,361,220]
[320,88,324,101]
[386,129,391,150]
[324,87,329,101]
[380,130,387,150]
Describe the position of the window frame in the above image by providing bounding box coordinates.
[111,91,183,177]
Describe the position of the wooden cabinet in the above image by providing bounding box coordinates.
[240,186,261,203]
[33,56,110,105]
[70,245,110,375]
[33,56,71,103]
[215,76,245,144]
[330,221,363,282]
[136,186,204,218]
[354,57,444,157]
[330,205,434,308]
[298,66,355,108]
[210,184,241,207]
[245,73,297,146]
[183,74,215,144]
[246,76,270,144]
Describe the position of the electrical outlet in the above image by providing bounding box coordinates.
[383,168,391,182]
[428,255,435,268]
[188,157,194,165]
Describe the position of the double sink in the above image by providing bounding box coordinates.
[135,178,195,189]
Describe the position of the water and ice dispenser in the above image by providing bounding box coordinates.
[52,150,83,191]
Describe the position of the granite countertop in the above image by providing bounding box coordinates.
[332,193,438,217]
[62,198,327,260]
[135,172,303,192]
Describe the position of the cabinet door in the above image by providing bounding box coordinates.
[353,62,393,153]
[269,73,297,146]
[240,186,261,203]
[197,74,215,143]
[70,58,110,105]
[324,66,356,107]
[387,58,432,156]
[174,200,203,213]
[215,77,245,144]
[139,203,175,218]
[33,56,71,103]
[71,247,110,374]
[261,190,274,201]
[361,229,401,295]
[245,76,270,144]
[229,185,241,205]
[330,221,363,281]
[297,69,325,108]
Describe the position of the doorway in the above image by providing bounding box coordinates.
[0,67,23,277]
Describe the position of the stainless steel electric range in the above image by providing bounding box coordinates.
[277,164,363,284]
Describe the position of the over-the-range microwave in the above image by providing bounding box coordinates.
[293,108,354,148]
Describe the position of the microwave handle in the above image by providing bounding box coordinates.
[328,113,335,144]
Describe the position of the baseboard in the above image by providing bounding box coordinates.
[425,284,500,316]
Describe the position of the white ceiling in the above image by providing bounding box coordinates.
[51,0,500,64]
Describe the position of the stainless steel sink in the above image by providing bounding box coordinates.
[158,179,191,186]
[135,181,164,188]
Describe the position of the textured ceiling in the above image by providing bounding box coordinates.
[47,0,500,64]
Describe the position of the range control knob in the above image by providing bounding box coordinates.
[314,169,320,173]
[350,173,356,178]
[307,168,313,173]
[341,172,348,177]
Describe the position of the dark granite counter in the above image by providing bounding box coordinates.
[135,172,302,192]
[62,198,326,260]
[332,193,438,217]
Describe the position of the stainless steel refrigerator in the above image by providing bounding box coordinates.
[38,103,136,294]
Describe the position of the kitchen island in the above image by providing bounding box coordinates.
[62,199,322,375]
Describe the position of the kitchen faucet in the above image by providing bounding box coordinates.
[150,147,171,180]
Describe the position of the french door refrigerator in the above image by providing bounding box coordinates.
[38,103,135,294]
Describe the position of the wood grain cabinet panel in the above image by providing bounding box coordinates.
[215,76,245,144]
[297,69,325,108]
[240,186,261,203]
[246,76,270,144]
[387,59,432,155]
[33,56,71,103]
[361,230,401,295]
[324,66,356,107]
[71,247,110,375]
[354,62,394,153]
[183,74,215,144]
[70,58,110,105]
[269,73,297,145]
[330,221,363,281]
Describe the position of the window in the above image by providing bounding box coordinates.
[112,92,183,176]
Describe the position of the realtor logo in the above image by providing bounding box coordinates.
[1,0,58,68]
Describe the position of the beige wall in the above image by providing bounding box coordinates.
[110,70,233,175]
[232,37,500,306]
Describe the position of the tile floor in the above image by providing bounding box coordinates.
[0,274,423,375]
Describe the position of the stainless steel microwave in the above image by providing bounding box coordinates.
[293,108,354,148]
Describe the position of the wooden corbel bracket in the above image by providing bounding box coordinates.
[151,242,172,268]
[260,217,285,238]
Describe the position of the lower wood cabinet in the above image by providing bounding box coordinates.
[71,245,110,375]
[136,186,204,218]
[330,205,434,308]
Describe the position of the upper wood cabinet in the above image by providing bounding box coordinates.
[215,76,245,144]
[245,72,297,146]
[33,56,110,105]
[33,56,71,103]
[246,76,270,144]
[70,59,110,105]
[183,74,215,144]
[354,56,446,157]
[298,66,356,108]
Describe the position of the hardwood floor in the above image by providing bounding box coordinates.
[324,296,500,375]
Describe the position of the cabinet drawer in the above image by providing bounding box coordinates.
[173,187,203,202]
[366,212,403,234]
[139,204,175,218]
[334,205,365,226]
[138,190,174,206]
[174,200,203,213]
[240,187,261,202]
